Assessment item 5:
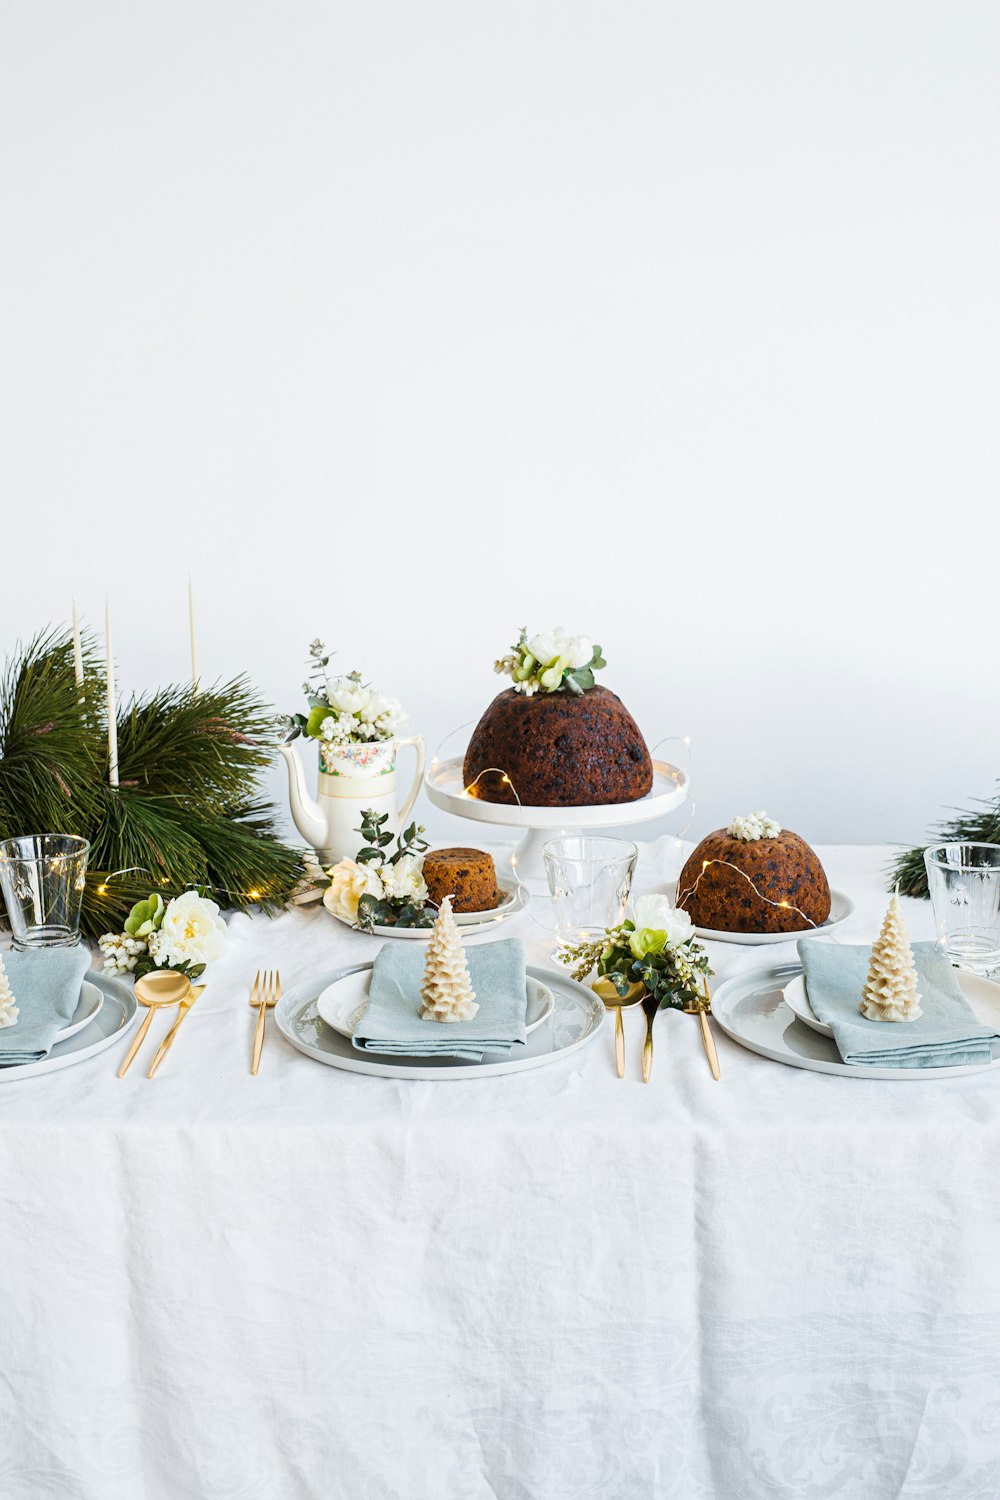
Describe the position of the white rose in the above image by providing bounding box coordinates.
[152,891,227,968]
[379,853,428,905]
[327,680,367,716]
[631,894,694,947]
[528,627,593,671]
[323,858,385,923]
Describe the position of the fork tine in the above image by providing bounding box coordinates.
[274,971,282,1003]
[250,969,261,1006]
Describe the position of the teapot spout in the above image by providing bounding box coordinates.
[278,742,328,854]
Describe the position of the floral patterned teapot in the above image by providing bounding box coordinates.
[278,645,425,867]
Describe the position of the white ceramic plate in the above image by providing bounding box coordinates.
[0,974,136,1082]
[425,756,689,830]
[331,882,528,940]
[782,974,834,1037]
[665,882,855,945]
[275,962,604,1080]
[712,962,1000,1080]
[55,980,104,1043]
[317,972,555,1040]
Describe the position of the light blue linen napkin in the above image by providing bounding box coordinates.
[0,944,92,1064]
[353,938,528,1061]
[798,938,999,1068]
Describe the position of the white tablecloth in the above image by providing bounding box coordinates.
[3,844,999,1500]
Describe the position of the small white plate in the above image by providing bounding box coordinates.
[782,974,834,1037]
[0,976,136,1082]
[317,972,555,1040]
[331,882,527,940]
[275,963,604,1080]
[56,981,104,1043]
[665,882,855,945]
[712,962,1000,1080]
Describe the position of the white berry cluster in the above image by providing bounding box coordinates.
[97,931,147,974]
[727,810,782,842]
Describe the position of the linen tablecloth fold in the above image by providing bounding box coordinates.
[798,938,998,1067]
[353,937,528,1060]
[0,944,91,1064]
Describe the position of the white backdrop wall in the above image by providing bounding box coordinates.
[2,1,998,846]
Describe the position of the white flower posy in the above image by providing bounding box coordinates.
[630,893,695,947]
[727,810,782,842]
[148,890,227,969]
[495,626,604,696]
[323,858,386,923]
[297,642,407,746]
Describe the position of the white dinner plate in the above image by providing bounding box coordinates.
[0,974,136,1082]
[55,980,104,1043]
[665,882,855,945]
[782,974,835,1037]
[275,962,604,1079]
[331,882,527,939]
[317,972,555,1040]
[712,962,1000,1080]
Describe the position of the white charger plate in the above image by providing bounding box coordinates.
[56,980,104,1043]
[331,882,527,940]
[665,881,855,945]
[275,962,604,1079]
[0,974,136,1082]
[317,972,555,1039]
[712,962,1000,1080]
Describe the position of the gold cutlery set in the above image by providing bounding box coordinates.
[594,977,720,1083]
[117,968,283,1077]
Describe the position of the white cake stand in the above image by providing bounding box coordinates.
[424,756,689,883]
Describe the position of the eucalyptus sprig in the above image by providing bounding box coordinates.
[559,895,712,1011]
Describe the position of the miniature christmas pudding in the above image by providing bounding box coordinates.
[422,848,501,913]
[676,811,832,934]
[463,628,653,807]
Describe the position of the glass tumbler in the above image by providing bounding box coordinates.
[0,834,89,949]
[543,835,638,948]
[924,842,1000,975]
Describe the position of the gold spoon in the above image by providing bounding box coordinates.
[118,970,191,1078]
[592,977,645,1078]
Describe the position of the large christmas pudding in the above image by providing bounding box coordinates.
[676,811,831,934]
[463,629,653,808]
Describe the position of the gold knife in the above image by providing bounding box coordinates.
[146,985,206,1079]
[697,981,720,1081]
[641,993,659,1083]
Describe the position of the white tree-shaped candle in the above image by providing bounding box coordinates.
[0,954,18,1029]
[859,890,922,1023]
[420,897,479,1023]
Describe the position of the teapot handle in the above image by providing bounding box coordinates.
[395,736,426,825]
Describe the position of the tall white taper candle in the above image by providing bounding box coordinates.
[71,600,84,688]
[188,575,199,693]
[105,596,119,788]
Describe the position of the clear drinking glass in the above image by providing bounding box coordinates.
[924,842,1000,975]
[0,834,89,949]
[543,835,638,948]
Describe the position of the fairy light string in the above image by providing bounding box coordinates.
[676,858,820,930]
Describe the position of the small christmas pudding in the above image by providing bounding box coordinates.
[423,848,501,913]
[463,628,653,808]
[676,812,832,935]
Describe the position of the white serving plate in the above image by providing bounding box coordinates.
[331,882,527,940]
[55,980,104,1043]
[0,974,136,1083]
[275,962,604,1080]
[665,882,855,945]
[317,972,555,1040]
[425,755,689,830]
[712,962,1000,1080]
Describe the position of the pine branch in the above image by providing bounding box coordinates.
[889,784,1000,898]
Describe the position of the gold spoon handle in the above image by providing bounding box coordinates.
[614,1007,625,1078]
[251,1000,267,1076]
[146,987,205,1079]
[699,1010,721,1081]
[117,1007,155,1079]
[642,1016,654,1084]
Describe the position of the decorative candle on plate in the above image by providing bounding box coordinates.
[105,595,119,788]
[859,890,922,1022]
[0,955,19,1028]
[71,600,84,688]
[419,896,479,1022]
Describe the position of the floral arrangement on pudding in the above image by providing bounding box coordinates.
[559,894,712,1010]
[99,890,227,980]
[323,810,435,931]
[281,639,406,751]
[464,626,653,808]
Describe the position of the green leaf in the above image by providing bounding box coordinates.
[355,847,383,865]
[305,705,331,739]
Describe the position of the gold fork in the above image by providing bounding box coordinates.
[250,969,281,1075]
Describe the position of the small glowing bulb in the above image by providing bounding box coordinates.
[502,774,511,785]
[683,735,691,748]
[702,860,710,871]
[248,889,261,900]
[97,884,107,895]
[779,900,789,908]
